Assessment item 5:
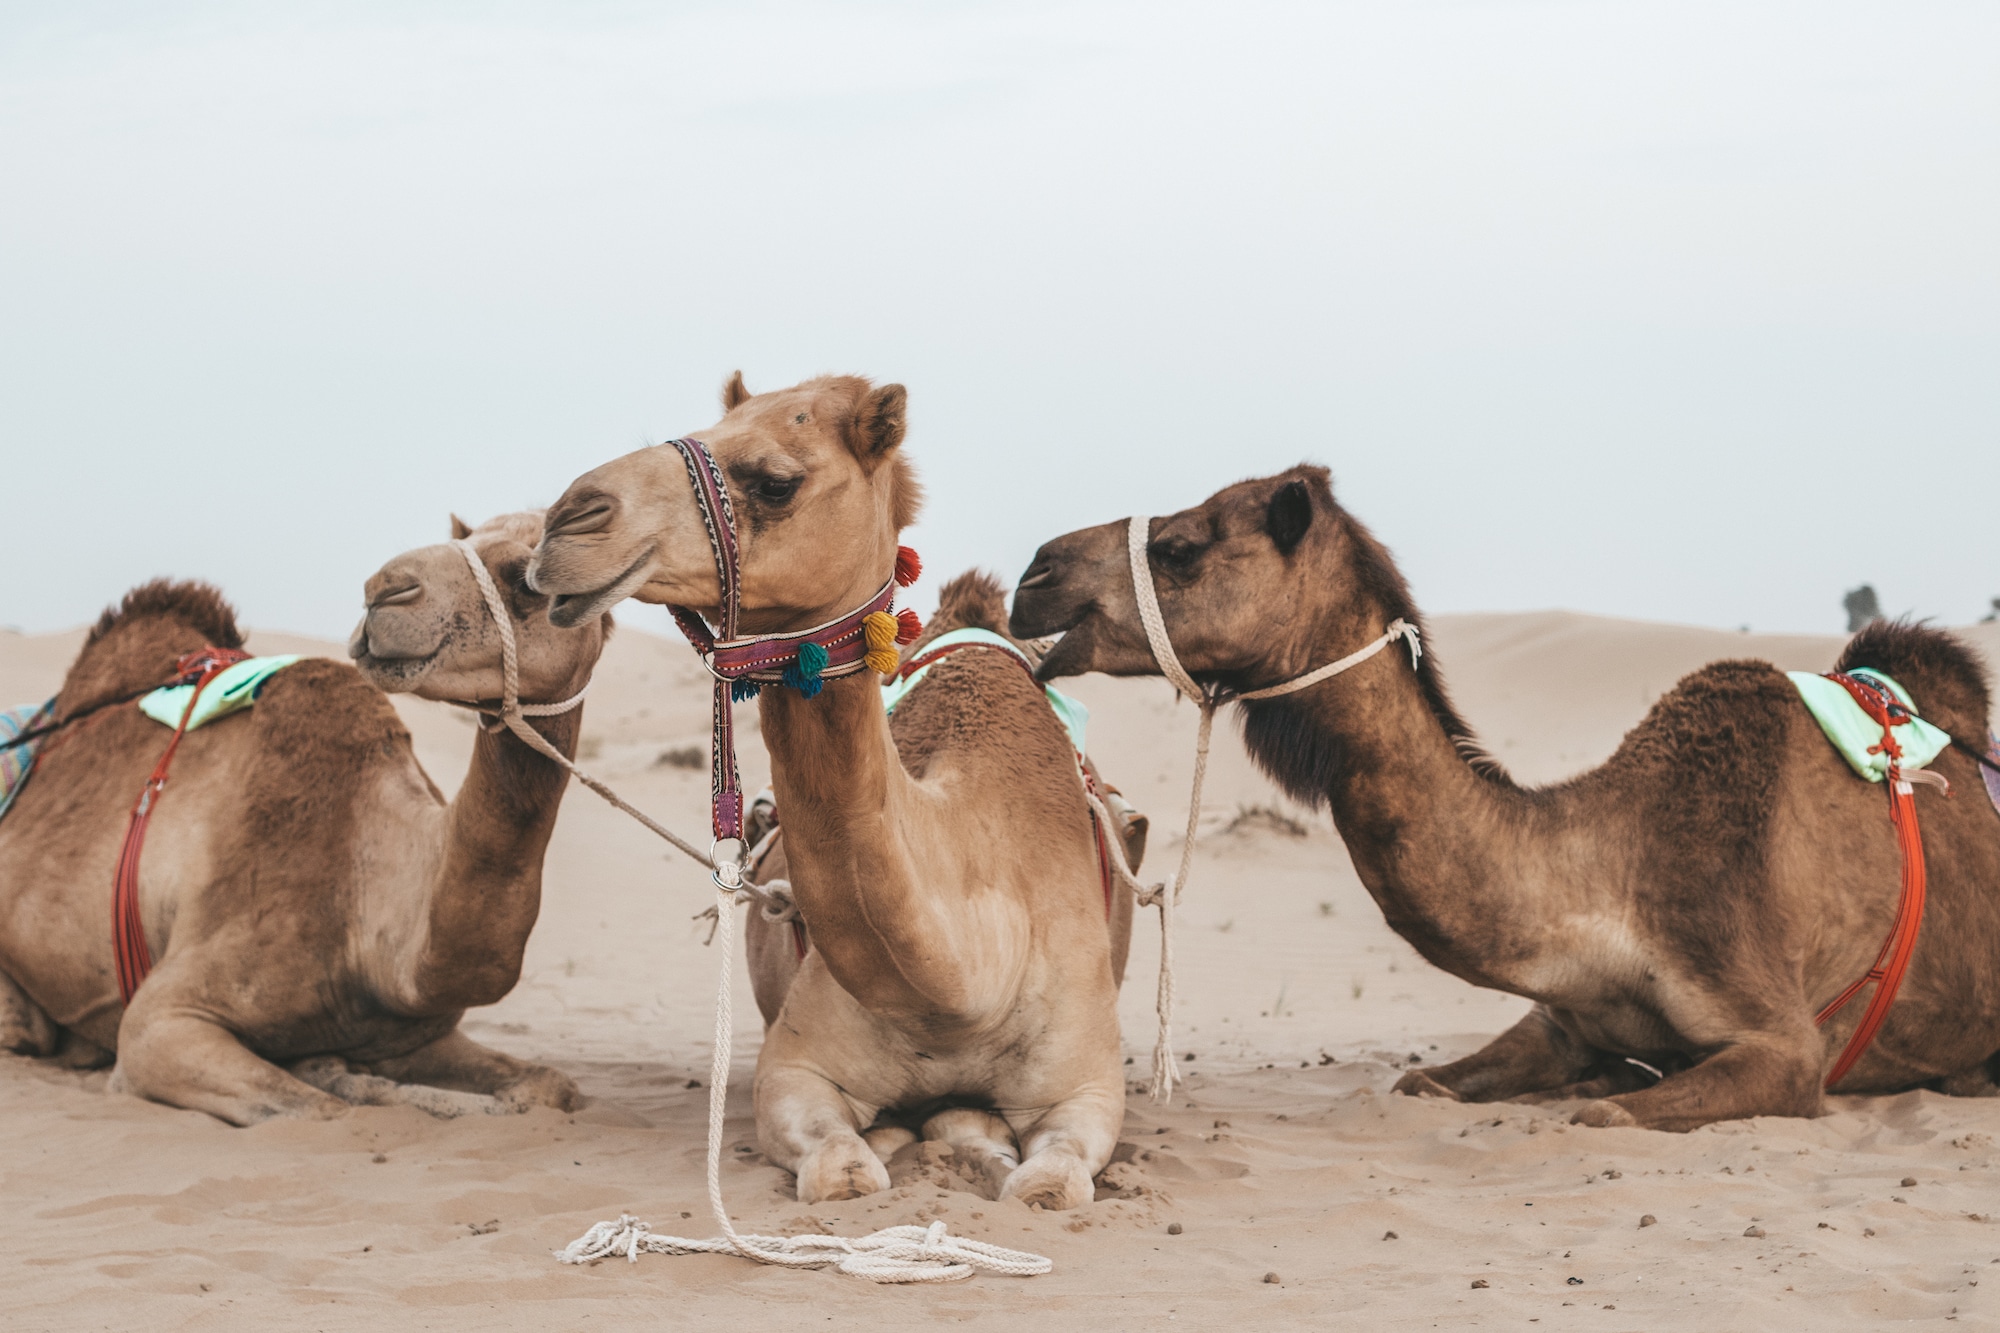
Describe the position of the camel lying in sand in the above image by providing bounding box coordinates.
[530,373,1136,1207]
[0,512,605,1124]
[1011,464,2000,1131]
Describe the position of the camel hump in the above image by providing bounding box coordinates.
[244,657,413,762]
[59,579,246,718]
[926,570,1012,639]
[1835,620,1992,741]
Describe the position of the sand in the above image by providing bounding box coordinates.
[4,612,2000,1331]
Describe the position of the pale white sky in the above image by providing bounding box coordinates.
[2,1,1995,640]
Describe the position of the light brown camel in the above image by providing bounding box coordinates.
[1010,464,2000,1132]
[529,373,1137,1207]
[0,511,606,1124]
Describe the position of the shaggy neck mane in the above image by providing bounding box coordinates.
[1238,501,1514,809]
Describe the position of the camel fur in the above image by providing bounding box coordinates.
[1010,464,2000,1132]
[0,512,607,1124]
[529,373,1140,1207]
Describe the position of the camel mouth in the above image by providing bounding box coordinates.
[541,545,656,629]
[350,636,441,692]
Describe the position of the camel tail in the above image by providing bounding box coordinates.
[1835,619,1993,743]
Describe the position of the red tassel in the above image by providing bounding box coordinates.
[895,545,922,588]
[895,608,923,644]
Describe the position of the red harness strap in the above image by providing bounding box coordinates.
[112,647,249,1004]
[1813,671,1930,1089]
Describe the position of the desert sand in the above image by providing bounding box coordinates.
[3,611,1999,1331]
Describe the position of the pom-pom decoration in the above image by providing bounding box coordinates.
[782,639,829,699]
[730,679,761,703]
[895,608,923,645]
[862,612,901,675]
[894,545,922,588]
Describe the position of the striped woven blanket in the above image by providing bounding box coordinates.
[0,699,56,823]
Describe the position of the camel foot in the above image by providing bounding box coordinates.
[796,1138,891,1203]
[864,1125,918,1163]
[1392,1070,1462,1101]
[494,1065,584,1113]
[291,1056,498,1119]
[999,1152,1094,1211]
[1571,1098,1638,1128]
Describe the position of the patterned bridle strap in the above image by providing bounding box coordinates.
[658,437,750,861]
[706,580,896,684]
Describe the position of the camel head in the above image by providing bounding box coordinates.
[1012,465,1398,689]
[528,372,923,634]
[350,510,612,705]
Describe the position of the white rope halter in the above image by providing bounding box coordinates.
[1092,515,1424,1104]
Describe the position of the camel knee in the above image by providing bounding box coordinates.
[0,971,58,1057]
[863,1125,917,1162]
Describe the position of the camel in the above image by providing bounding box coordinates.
[0,511,607,1124]
[528,373,1138,1207]
[1010,464,2000,1131]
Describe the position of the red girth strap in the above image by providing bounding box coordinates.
[1814,671,1929,1089]
[112,646,249,1004]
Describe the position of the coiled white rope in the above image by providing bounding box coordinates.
[554,880,1053,1282]
[1119,515,1422,1104]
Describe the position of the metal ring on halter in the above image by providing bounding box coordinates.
[709,837,747,890]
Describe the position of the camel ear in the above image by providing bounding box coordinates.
[449,513,473,540]
[722,371,751,412]
[846,383,907,460]
[1265,480,1313,555]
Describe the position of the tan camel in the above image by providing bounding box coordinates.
[529,373,1137,1207]
[1010,464,2000,1132]
[0,511,606,1124]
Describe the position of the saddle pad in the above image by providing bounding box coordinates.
[880,628,1090,755]
[0,699,56,822]
[139,655,301,732]
[1787,667,1950,782]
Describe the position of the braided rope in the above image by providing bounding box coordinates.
[555,882,1053,1282]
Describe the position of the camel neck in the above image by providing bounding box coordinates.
[757,673,968,1017]
[1239,623,1553,993]
[409,707,579,1011]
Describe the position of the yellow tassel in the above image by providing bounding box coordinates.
[862,611,900,675]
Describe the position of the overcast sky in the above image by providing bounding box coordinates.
[2,1,1995,642]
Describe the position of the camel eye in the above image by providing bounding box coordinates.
[754,475,802,504]
[1152,539,1201,574]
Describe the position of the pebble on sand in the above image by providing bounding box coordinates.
[1383,1230,1399,1240]
[1639,1214,1657,1228]
[1263,1272,1281,1285]
[1744,1226,1766,1239]
[1903,1177,1919,1188]
[1167,1222,1183,1235]
[1471,1278,1490,1289]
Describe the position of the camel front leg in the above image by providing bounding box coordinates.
[360,1027,582,1112]
[1572,1028,1822,1131]
[997,1083,1123,1210]
[0,965,58,1057]
[921,1107,1021,1198]
[1394,1005,1599,1103]
[755,1060,890,1203]
[114,1000,348,1125]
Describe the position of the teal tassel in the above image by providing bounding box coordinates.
[730,679,761,702]
[783,640,829,698]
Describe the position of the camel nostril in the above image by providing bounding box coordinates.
[545,497,615,540]
[1016,561,1056,592]
[369,583,421,610]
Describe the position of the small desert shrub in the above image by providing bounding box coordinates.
[1224,803,1308,838]
[654,744,704,771]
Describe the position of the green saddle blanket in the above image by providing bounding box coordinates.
[140,656,302,732]
[1787,667,1950,782]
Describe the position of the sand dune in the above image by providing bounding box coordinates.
[3,611,1999,1330]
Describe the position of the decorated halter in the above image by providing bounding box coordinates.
[658,437,922,874]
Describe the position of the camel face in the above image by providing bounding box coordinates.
[1012,465,1339,688]
[530,372,920,634]
[351,512,607,707]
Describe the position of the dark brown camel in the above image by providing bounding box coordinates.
[0,512,606,1123]
[1010,464,2000,1131]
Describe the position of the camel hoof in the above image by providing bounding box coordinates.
[1572,1099,1638,1128]
[797,1150,891,1204]
[999,1155,1093,1211]
[497,1067,583,1113]
[1392,1070,1461,1101]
